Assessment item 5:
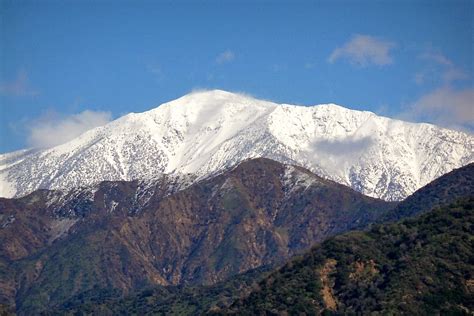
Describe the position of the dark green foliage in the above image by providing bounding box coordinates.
[228,198,474,314]
[50,265,272,315]
[55,198,474,315]
[0,304,15,316]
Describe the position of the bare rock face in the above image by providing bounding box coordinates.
[1,90,473,201]
[0,158,394,313]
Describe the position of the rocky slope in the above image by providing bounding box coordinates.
[0,158,393,314]
[1,90,473,201]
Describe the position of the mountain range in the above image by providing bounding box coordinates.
[45,163,474,315]
[0,158,395,314]
[0,90,473,315]
[1,159,472,314]
[1,90,473,201]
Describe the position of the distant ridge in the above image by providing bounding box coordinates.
[383,162,474,221]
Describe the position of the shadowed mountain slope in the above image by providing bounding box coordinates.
[0,158,393,314]
[53,201,474,315]
[50,163,474,315]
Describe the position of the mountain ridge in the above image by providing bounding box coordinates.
[225,197,474,315]
[1,90,473,200]
[49,171,474,315]
[383,162,474,221]
[0,158,394,314]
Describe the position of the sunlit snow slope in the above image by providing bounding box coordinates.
[1,90,473,201]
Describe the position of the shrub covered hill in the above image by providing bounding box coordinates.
[226,197,474,315]
[51,164,474,315]
[55,198,474,315]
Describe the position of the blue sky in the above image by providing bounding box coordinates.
[1,0,473,152]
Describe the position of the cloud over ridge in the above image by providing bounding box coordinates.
[27,110,112,148]
[409,86,474,130]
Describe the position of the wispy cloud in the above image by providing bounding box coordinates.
[442,67,469,83]
[0,69,39,97]
[310,136,375,172]
[27,110,112,148]
[328,34,396,67]
[420,51,453,66]
[405,86,474,131]
[313,136,375,156]
[215,50,235,64]
[415,50,469,85]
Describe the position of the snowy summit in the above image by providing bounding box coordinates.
[1,90,473,201]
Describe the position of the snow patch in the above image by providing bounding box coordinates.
[282,165,319,197]
[109,201,119,213]
[49,218,78,243]
[220,177,235,192]
[0,173,16,198]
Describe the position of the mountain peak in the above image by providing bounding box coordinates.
[163,89,263,108]
[0,91,472,200]
[184,89,245,99]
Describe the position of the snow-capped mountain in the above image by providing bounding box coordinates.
[1,90,473,201]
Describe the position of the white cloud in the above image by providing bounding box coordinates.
[0,69,39,97]
[313,136,374,156]
[442,66,469,83]
[408,86,474,130]
[27,110,112,148]
[420,51,453,66]
[328,34,396,67]
[415,51,469,85]
[215,50,235,64]
[408,50,472,131]
[310,136,375,173]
